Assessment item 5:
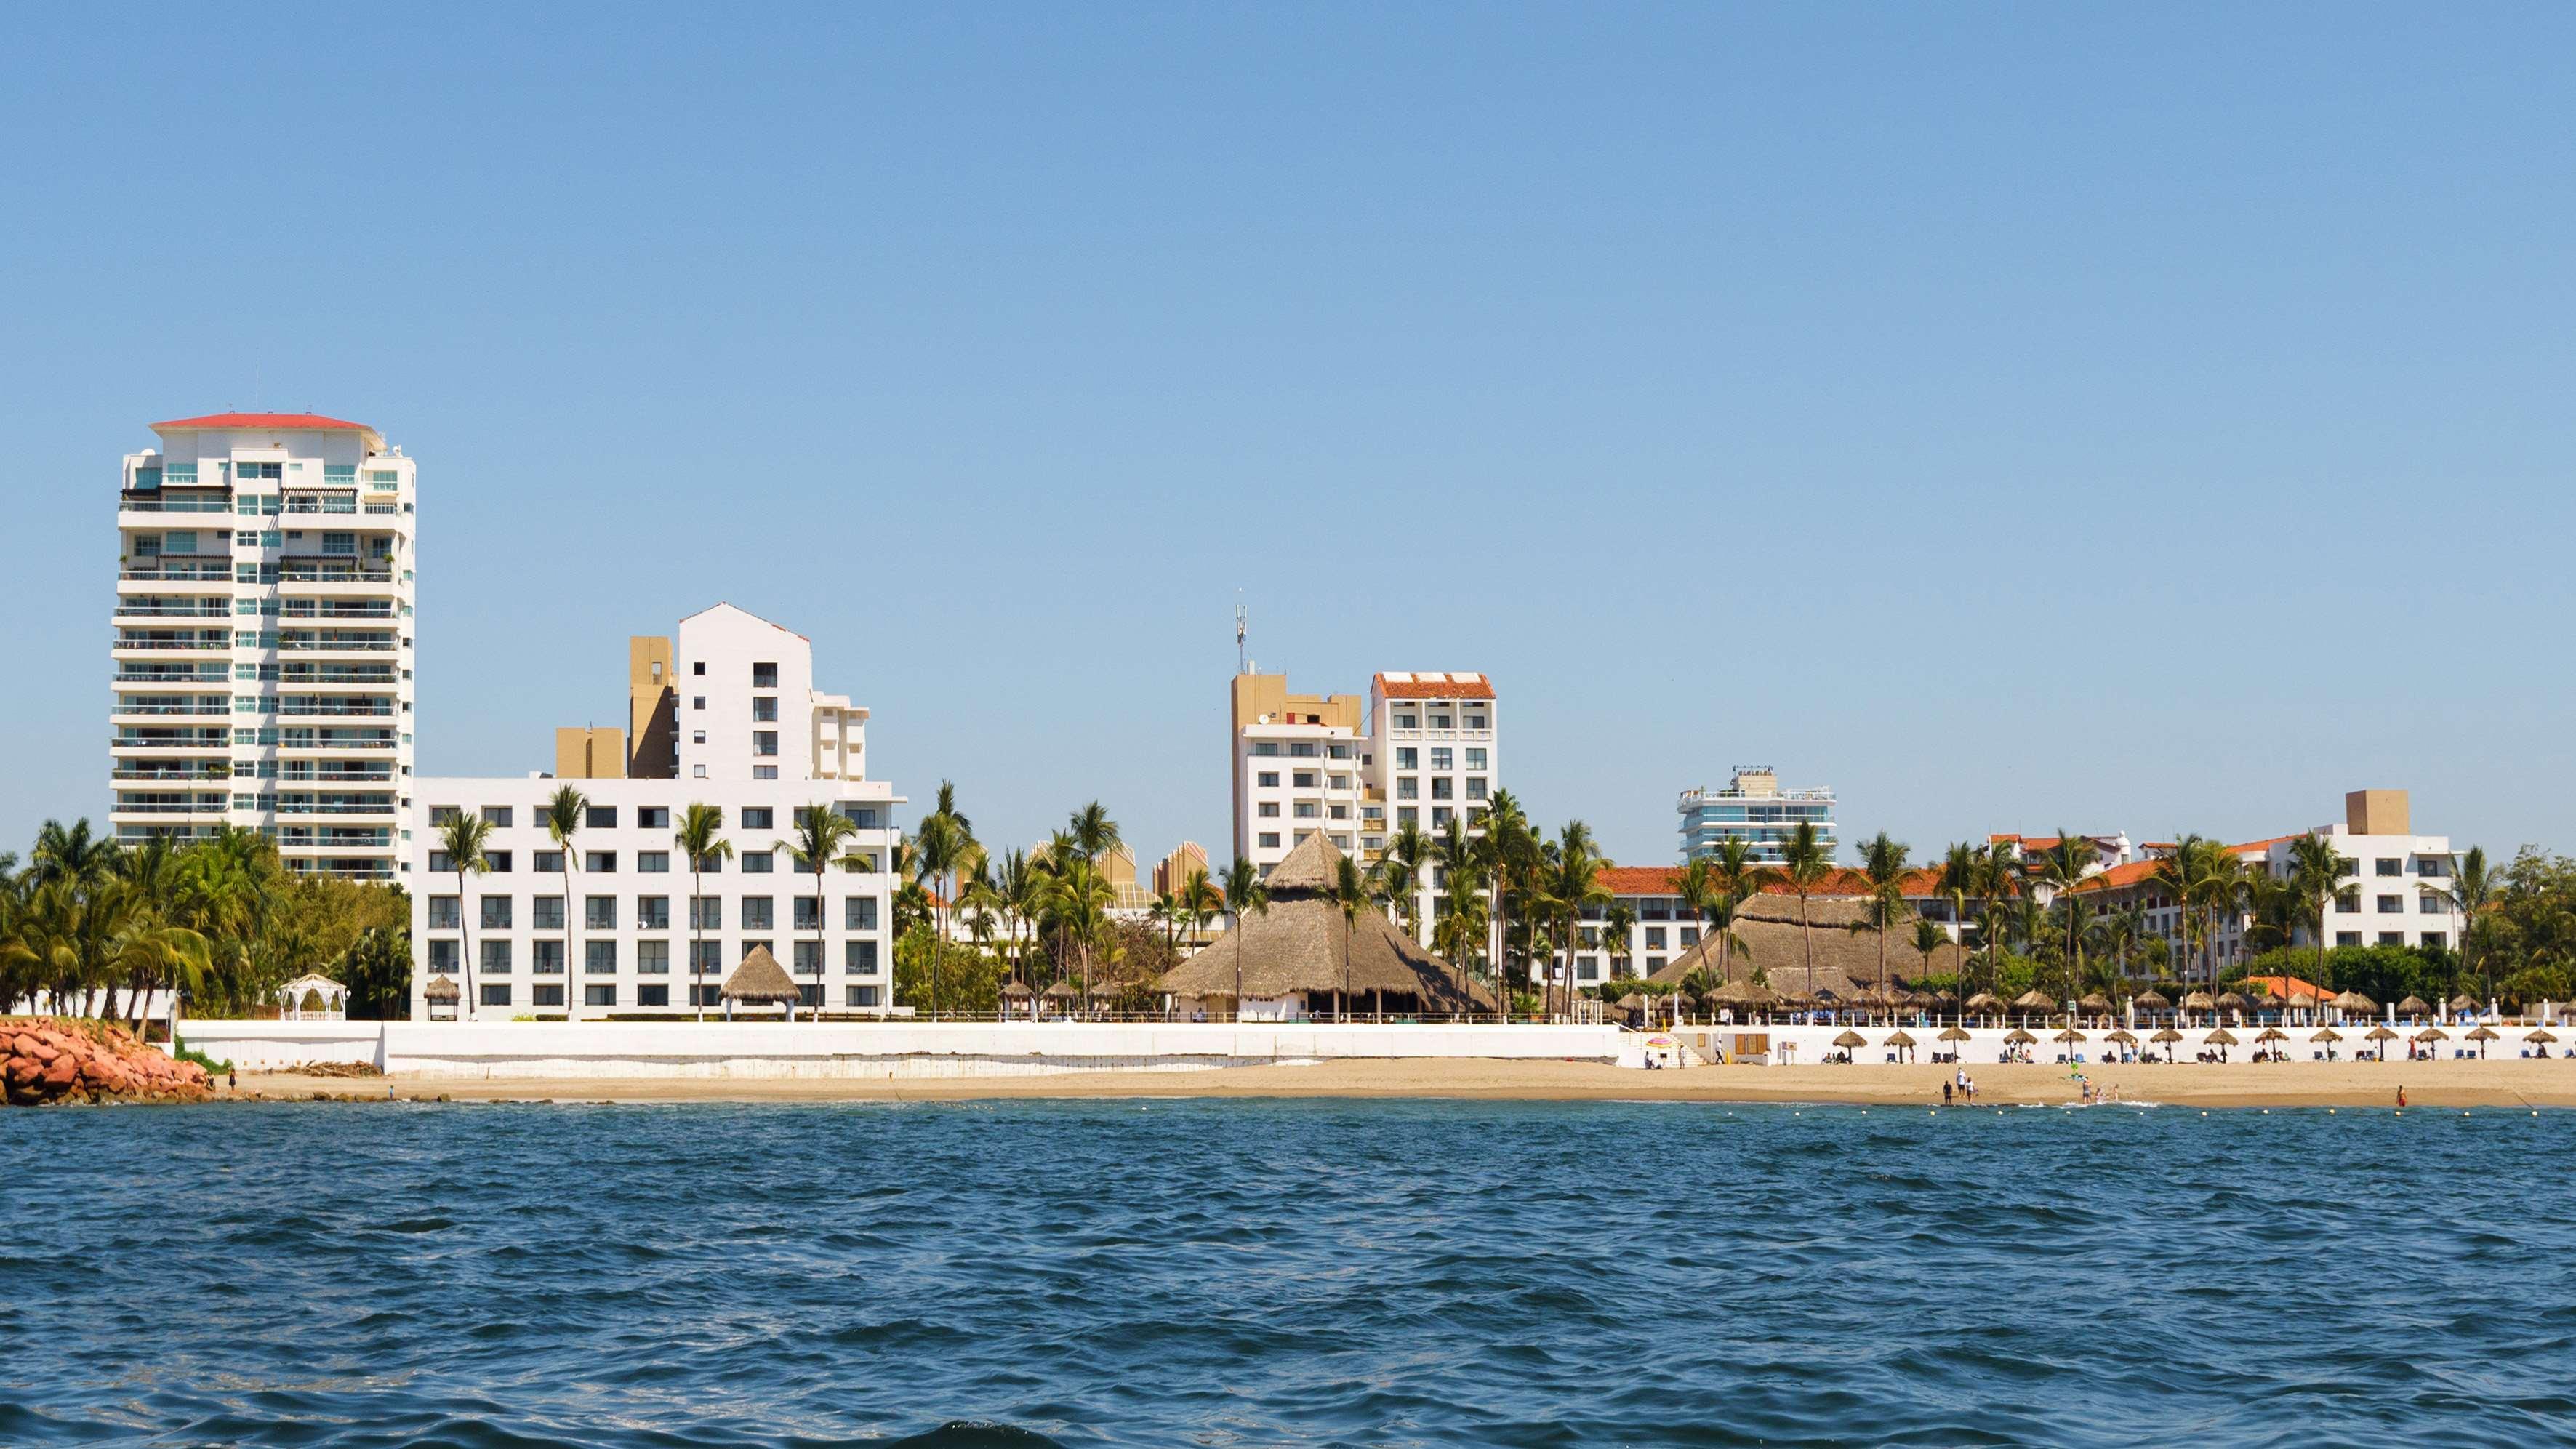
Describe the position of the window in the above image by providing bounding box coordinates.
[1258,832,1280,848]
[1256,772,1279,788]
[1394,713,1417,730]
[1396,748,1418,771]
[2375,858,2403,877]
[1465,712,1486,731]
[428,939,458,972]
[845,896,877,930]
[742,897,774,930]
[1288,742,1317,758]
[690,897,722,930]
[586,896,617,929]
[693,765,706,778]
[753,731,778,757]
[692,696,705,710]
[2376,894,2402,913]
[737,851,773,875]
[481,896,513,929]
[2378,932,2406,946]
[582,851,614,873]
[2420,894,2449,915]
[753,697,777,722]
[586,941,617,974]
[1431,806,1453,828]
[1259,803,1280,818]
[638,940,670,974]
[1430,778,1453,800]
[754,766,777,779]
[480,984,511,1007]
[692,662,705,676]
[2335,857,2359,878]
[534,850,563,873]
[1293,803,1317,819]
[638,851,670,873]
[2335,931,2362,947]
[2421,931,2447,950]
[1466,777,1488,801]
[533,940,564,975]
[585,805,617,829]
[846,985,880,1008]
[1466,748,1487,771]
[428,896,460,929]
[638,806,668,830]
[532,984,564,1008]
[1251,742,1279,757]
[846,940,878,975]
[482,940,513,974]
[1680,927,1700,946]
[429,806,460,826]
[690,852,722,875]
[690,940,725,974]
[1329,804,1349,820]
[742,807,774,830]
[1645,928,1667,950]
[637,984,669,1007]
[532,896,565,930]
[484,851,511,872]
[480,805,512,827]
[753,662,778,688]
[2335,890,2361,914]
[1293,771,1317,789]
[794,896,821,931]
[793,941,822,976]
[1429,747,1452,771]
[638,896,670,929]
[1397,777,1419,800]
[2417,856,2451,878]
[1396,808,1417,827]
[692,731,707,745]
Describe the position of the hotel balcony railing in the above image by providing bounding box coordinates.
[276,636,398,652]
[277,737,396,750]
[119,564,235,582]
[281,603,394,619]
[111,802,233,815]
[277,566,395,584]
[274,800,397,816]
[276,702,394,717]
[114,635,230,651]
[113,767,233,782]
[363,503,400,515]
[291,863,396,881]
[112,703,228,717]
[279,769,393,784]
[119,496,235,513]
[280,667,397,685]
[115,603,231,618]
[282,499,359,515]
[278,830,394,848]
[114,734,231,750]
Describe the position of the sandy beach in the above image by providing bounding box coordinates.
[228,1056,2576,1109]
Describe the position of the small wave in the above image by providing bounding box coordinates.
[884,1421,1067,1448]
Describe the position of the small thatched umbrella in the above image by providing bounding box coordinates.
[1616,992,1648,1014]
[1964,990,2001,1016]
[2148,1026,2183,1060]
[2215,991,2253,1021]
[1938,1025,1973,1048]
[2255,1027,2289,1044]
[1000,979,1035,1019]
[2311,1027,2343,1058]
[1042,980,1082,1019]
[2180,991,2216,1023]
[423,974,461,1020]
[2105,1027,2139,1048]
[2132,987,2172,1014]
[2447,993,2479,1016]
[2465,1025,2499,1059]
[721,944,803,1021]
[2053,1027,2086,1048]
[2364,1024,2400,1059]
[2332,990,2377,1016]
[2002,1027,2037,1047]
[2077,992,2114,1022]
[2412,1026,2449,1059]
[2203,1027,2239,1059]
[1885,1029,1918,1062]
[2394,995,2433,1021]
[2283,990,2319,1014]
[1831,1028,1869,1058]
[2011,989,2057,1022]
[2527,1028,2560,1049]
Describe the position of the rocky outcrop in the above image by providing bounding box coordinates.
[3,1019,212,1106]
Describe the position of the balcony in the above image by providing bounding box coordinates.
[113,734,231,751]
[277,700,394,718]
[279,766,393,784]
[119,494,235,514]
[110,802,230,816]
[276,736,397,752]
[277,565,395,585]
[111,702,229,718]
[115,603,230,619]
[275,799,397,817]
[113,766,233,782]
[119,564,235,582]
[114,634,231,652]
[282,498,359,515]
[278,829,393,849]
[281,602,393,620]
[279,667,397,687]
[276,637,398,653]
[115,669,228,685]
[289,861,396,881]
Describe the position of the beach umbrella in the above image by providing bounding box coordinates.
[2149,1027,2183,1060]
[2284,990,2318,1011]
[1964,990,2001,1014]
[2447,994,2479,1016]
[2053,1027,2086,1043]
[2002,1027,2037,1045]
[1831,1029,1869,1054]
[2465,1025,2498,1059]
[2180,991,2215,1024]
[2394,995,2433,1021]
[2527,1029,2560,1046]
[1938,1025,1973,1043]
[2133,988,2172,1012]
[2310,1027,2342,1043]
[2332,990,2377,1016]
[2255,1027,2288,1043]
[2412,1026,2448,1060]
[2364,1024,2399,1060]
[2077,992,2114,1020]
[2215,991,2252,1021]
[2105,1028,2139,1045]
[2203,1027,2239,1051]
[1885,1029,1917,1062]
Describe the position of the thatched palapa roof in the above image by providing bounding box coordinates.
[1647,895,1970,994]
[423,974,461,1002]
[722,944,802,1003]
[1157,834,1494,1009]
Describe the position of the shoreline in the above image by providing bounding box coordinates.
[218,1056,2576,1109]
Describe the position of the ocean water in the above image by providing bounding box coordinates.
[7,1099,2575,1447]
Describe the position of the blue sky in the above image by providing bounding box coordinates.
[5,4,2570,869]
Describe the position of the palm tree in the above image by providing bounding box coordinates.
[436,811,493,1020]
[1706,838,1767,987]
[1480,790,1532,998]
[28,819,121,892]
[545,786,589,1021]
[1220,856,1269,1021]
[911,809,970,1021]
[1911,918,1949,985]
[1544,822,1607,1019]
[779,803,862,1023]
[1857,831,1913,992]
[1046,855,1117,1012]
[1384,822,1432,944]
[2288,832,2346,999]
[2031,830,2097,996]
[1066,801,1121,864]
[1974,842,2023,995]
[1777,820,1832,998]
[1431,817,1482,1008]
[1600,900,1637,982]
[1434,882,1490,1016]
[1179,866,1220,958]
[1333,854,1368,1018]
[673,803,731,1021]
[995,848,1043,984]
[2444,846,2499,1003]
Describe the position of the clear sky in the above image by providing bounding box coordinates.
[6,4,2571,870]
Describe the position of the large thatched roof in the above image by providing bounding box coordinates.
[1161,835,1493,1008]
[1646,896,1971,993]
[722,944,802,1003]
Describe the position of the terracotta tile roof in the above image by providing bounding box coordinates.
[1373,671,1495,700]
[2238,973,2324,1000]
[1597,865,1947,898]
[2228,835,2303,854]
[151,412,373,433]
[2065,859,2168,893]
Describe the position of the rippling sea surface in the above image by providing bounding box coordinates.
[9,1099,2576,1446]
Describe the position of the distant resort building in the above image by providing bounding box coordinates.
[1676,768,1835,864]
[406,603,904,1021]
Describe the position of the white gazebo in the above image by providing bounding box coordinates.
[276,973,348,1021]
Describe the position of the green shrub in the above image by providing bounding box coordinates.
[173,1037,232,1075]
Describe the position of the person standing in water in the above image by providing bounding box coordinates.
[2397,1084,2407,1109]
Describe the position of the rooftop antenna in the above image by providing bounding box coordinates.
[1235,598,1248,675]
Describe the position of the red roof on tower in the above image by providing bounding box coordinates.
[151,412,374,433]
[1373,672,1496,700]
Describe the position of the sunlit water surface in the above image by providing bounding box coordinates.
[8,1098,2575,1445]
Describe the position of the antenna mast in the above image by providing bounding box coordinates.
[1235,601,1248,675]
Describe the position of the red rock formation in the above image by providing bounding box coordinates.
[1,1019,212,1106]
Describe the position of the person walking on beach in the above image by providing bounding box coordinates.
[2396,1085,2407,1109]
[1943,1079,1954,1107]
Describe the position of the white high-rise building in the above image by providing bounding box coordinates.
[1229,668,1496,933]
[1677,768,1836,864]
[113,413,419,880]
[407,603,903,1020]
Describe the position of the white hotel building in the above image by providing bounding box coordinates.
[1229,669,1495,933]
[1676,768,1836,864]
[113,414,418,879]
[407,603,903,1019]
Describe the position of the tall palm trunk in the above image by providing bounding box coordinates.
[691,862,705,1022]
[459,867,476,1021]
[563,859,579,1023]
